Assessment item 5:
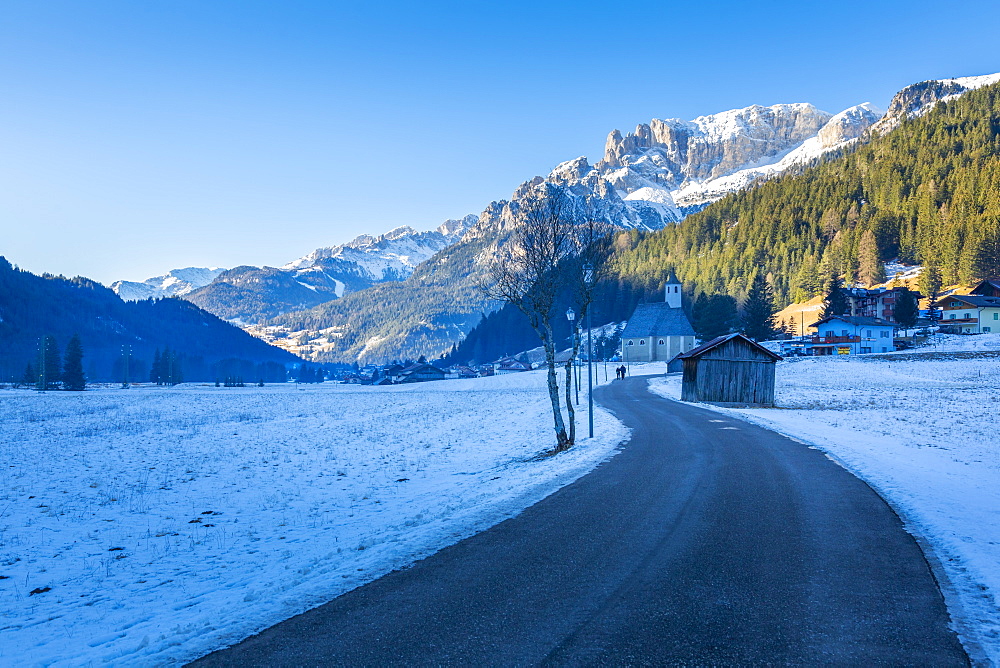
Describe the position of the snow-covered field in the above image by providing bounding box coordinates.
[0,371,628,666]
[651,338,1000,663]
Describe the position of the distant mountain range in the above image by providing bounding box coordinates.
[113,217,476,324]
[109,72,1000,363]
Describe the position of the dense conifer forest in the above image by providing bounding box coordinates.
[612,81,1000,305]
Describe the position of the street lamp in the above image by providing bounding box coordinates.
[566,307,577,406]
[583,263,594,439]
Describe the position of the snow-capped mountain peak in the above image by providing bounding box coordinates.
[870,72,1000,135]
[111,267,226,301]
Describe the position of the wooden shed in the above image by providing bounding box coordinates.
[676,333,782,406]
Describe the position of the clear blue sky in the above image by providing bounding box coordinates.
[2,0,998,284]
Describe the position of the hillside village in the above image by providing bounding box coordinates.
[323,273,1000,388]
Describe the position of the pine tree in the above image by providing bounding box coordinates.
[20,362,35,388]
[62,334,86,391]
[822,276,849,319]
[741,274,776,341]
[893,289,919,330]
[150,349,161,384]
[970,225,1000,281]
[919,265,943,300]
[857,229,885,286]
[693,293,739,340]
[37,335,61,390]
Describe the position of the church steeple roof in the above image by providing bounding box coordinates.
[665,268,680,285]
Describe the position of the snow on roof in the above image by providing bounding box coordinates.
[621,303,695,339]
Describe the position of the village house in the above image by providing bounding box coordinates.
[495,356,532,374]
[842,286,919,322]
[971,279,1000,298]
[806,316,896,355]
[621,271,697,363]
[932,293,1000,334]
[396,362,448,383]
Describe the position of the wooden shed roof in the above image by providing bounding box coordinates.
[676,333,783,361]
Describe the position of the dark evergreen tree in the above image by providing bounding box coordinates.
[62,333,86,391]
[919,265,943,299]
[822,276,849,319]
[20,362,35,388]
[857,229,886,286]
[37,335,62,390]
[893,289,919,330]
[741,274,776,341]
[693,294,739,340]
[150,348,162,384]
[970,225,1000,281]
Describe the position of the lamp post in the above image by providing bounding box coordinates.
[566,307,576,406]
[584,263,594,439]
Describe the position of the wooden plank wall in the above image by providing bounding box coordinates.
[680,338,776,406]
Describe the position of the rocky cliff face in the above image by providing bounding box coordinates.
[870,73,1000,135]
[468,101,884,239]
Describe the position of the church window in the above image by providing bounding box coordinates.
[639,340,645,345]
[659,339,665,345]
[627,340,634,346]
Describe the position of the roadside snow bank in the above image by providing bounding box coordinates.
[0,370,627,666]
[651,353,1000,662]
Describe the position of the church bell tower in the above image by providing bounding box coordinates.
[664,269,682,309]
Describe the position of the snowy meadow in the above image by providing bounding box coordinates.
[0,372,627,665]
[651,337,1000,664]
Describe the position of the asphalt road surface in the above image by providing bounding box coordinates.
[193,376,968,666]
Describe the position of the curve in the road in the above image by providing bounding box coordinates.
[192,376,968,666]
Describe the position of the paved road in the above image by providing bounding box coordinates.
[193,377,967,666]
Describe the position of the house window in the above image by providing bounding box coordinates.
[658,339,665,345]
[949,314,956,319]
[881,347,888,352]
[964,313,971,319]
[861,347,872,353]
[880,331,889,338]
[984,327,992,332]
[994,313,999,320]
[865,329,872,337]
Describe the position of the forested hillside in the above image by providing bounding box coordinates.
[613,81,1000,305]
[270,234,492,361]
[0,257,297,383]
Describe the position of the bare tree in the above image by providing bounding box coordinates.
[558,219,616,446]
[481,186,580,451]
[481,185,616,452]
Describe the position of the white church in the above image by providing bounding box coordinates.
[621,270,697,362]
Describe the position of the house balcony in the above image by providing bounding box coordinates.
[808,335,861,344]
[941,316,979,324]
